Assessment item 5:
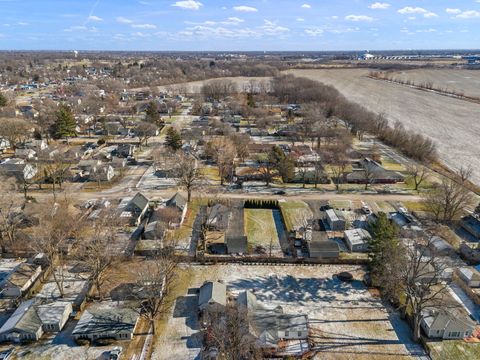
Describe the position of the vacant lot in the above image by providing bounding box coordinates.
[153,264,426,360]
[244,208,282,254]
[285,68,480,185]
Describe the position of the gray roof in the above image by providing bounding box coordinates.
[72,307,138,336]
[129,193,149,212]
[166,193,187,211]
[36,302,71,325]
[198,281,226,308]
[308,233,340,258]
[0,299,42,335]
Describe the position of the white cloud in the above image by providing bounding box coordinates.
[446,8,461,15]
[398,7,427,15]
[424,12,438,18]
[88,15,103,21]
[132,23,157,29]
[172,0,203,10]
[233,6,258,12]
[17,22,28,26]
[222,17,244,25]
[117,16,133,24]
[369,2,390,10]
[296,18,305,22]
[345,15,374,22]
[132,31,150,37]
[398,7,437,18]
[305,28,323,36]
[456,10,480,19]
[260,20,289,35]
[301,4,311,9]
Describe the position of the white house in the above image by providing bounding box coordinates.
[344,229,371,252]
[0,158,38,180]
[0,300,43,343]
[421,309,476,339]
[457,267,480,288]
[36,302,72,333]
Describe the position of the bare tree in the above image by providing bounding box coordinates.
[423,174,474,222]
[132,251,178,334]
[329,157,349,191]
[0,118,31,150]
[0,176,24,253]
[205,137,237,185]
[406,163,429,192]
[135,121,158,149]
[75,210,118,299]
[204,305,262,360]
[400,237,450,342]
[174,154,202,202]
[38,149,71,201]
[34,198,83,297]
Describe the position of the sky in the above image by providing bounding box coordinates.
[0,0,479,51]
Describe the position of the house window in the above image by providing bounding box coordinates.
[284,331,289,337]
[298,331,302,337]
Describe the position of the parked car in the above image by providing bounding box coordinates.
[274,190,286,195]
[109,347,122,360]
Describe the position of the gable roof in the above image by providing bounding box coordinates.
[72,307,138,336]
[198,281,226,308]
[129,193,149,211]
[0,299,42,335]
[166,192,187,211]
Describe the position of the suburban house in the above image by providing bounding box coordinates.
[15,148,36,159]
[237,291,309,355]
[460,215,480,240]
[456,267,480,288]
[166,192,188,226]
[118,192,150,226]
[307,232,340,259]
[0,300,43,343]
[72,305,139,341]
[0,159,37,180]
[36,302,72,333]
[344,229,371,252]
[346,158,404,184]
[198,281,227,313]
[421,308,476,339]
[0,262,42,298]
[429,236,455,256]
[143,221,165,240]
[0,300,72,343]
[325,209,346,231]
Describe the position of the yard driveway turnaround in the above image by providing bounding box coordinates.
[152,264,428,360]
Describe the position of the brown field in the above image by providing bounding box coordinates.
[285,68,480,185]
[381,69,480,99]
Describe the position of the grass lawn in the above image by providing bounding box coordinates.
[200,166,221,182]
[401,201,427,212]
[381,157,406,172]
[278,200,313,232]
[244,209,280,251]
[427,340,480,360]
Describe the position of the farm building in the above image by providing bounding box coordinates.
[344,229,371,252]
[325,209,346,231]
[198,281,227,313]
[307,232,340,259]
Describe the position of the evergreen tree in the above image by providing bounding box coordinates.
[145,101,160,124]
[165,127,182,151]
[0,93,7,107]
[268,146,295,183]
[52,105,77,139]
